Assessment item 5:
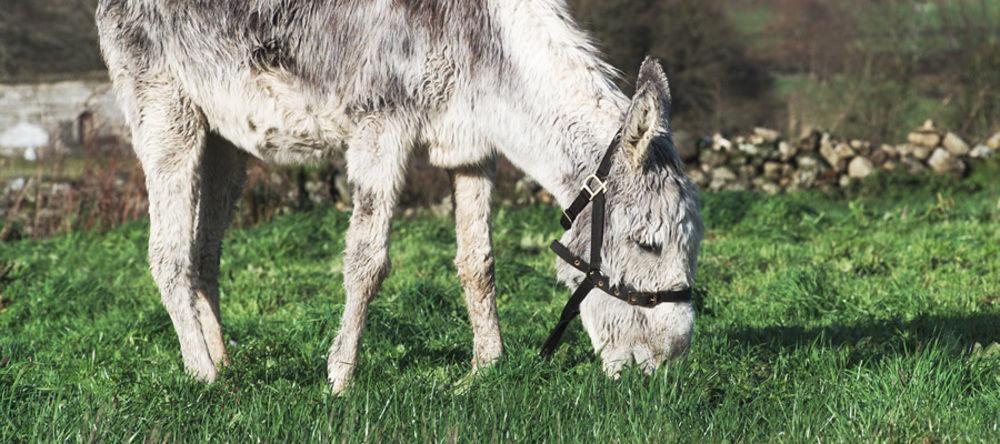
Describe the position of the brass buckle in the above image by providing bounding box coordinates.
[582,174,606,200]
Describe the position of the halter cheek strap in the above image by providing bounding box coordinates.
[539,132,694,359]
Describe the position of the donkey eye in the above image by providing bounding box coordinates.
[635,241,661,254]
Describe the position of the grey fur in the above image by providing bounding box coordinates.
[97,0,702,392]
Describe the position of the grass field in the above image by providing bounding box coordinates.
[2,166,999,441]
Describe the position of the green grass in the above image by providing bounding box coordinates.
[2,166,1000,442]
[0,157,88,181]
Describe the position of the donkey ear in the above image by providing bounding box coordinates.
[621,57,672,168]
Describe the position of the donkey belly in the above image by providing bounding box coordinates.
[192,72,353,165]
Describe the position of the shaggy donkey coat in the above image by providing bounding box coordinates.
[96,0,702,392]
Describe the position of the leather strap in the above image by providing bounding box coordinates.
[539,130,693,358]
[538,280,594,358]
[560,134,619,229]
[550,241,693,306]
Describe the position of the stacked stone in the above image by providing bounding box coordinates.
[684,121,998,194]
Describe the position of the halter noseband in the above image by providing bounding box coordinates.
[539,131,694,358]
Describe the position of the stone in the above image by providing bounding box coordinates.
[738,143,761,157]
[753,127,780,143]
[942,132,970,156]
[759,182,781,195]
[781,164,794,176]
[839,175,852,188]
[712,133,732,151]
[728,180,751,192]
[848,156,876,179]
[882,160,898,172]
[538,191,555,205]
[900,157,928,175]
[797,154,822,171]
[853,140,873,156]
[895,144,912,157]
[911,145,933,160]
[0,122,50,156]
[793,169,819,188]
[907,130,941,148]
[987,132,1000,150]
[870,147,890,166]
[1,81,128,159]
[514,177,546,205]
[709,167,737,191]
[970,145,994,159]
[431,196,454,217]
[763,161,783,179]
[304,179,333,205]
[712,166,737,181]
[687,169,709,187]
[819,142,855,172]
[700,149,727,167]
[778,141,797,161]
[927,148,967,177]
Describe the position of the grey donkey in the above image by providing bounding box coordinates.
[96,0,702,393]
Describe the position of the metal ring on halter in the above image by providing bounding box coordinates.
[582,174,606,200]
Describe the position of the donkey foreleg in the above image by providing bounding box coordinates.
[451,164,504,368]
[134,81,244,381]
[328,117,413,394]
[192,133,247,368]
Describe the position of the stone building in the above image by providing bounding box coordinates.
[0,79,126,159]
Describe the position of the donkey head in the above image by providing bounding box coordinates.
[556,58,703,376]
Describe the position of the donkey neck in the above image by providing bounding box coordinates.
[487,1,629,208]
[526,88,627,208]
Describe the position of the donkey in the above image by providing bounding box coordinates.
[96,0,702,393]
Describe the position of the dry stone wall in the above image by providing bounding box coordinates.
[683,121,998,194]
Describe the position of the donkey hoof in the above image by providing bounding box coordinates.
[185,363,219,383]
[328,361,355,395]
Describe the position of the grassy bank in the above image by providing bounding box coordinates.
[1,167,999,441]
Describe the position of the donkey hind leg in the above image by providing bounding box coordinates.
[328,117,413,394]
[451,164,503,368]
[192,133,248,368]
[135,83,242,381]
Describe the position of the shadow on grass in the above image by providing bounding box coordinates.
[724,312,1000,361]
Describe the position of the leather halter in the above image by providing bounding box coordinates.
[539,131,694,358]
